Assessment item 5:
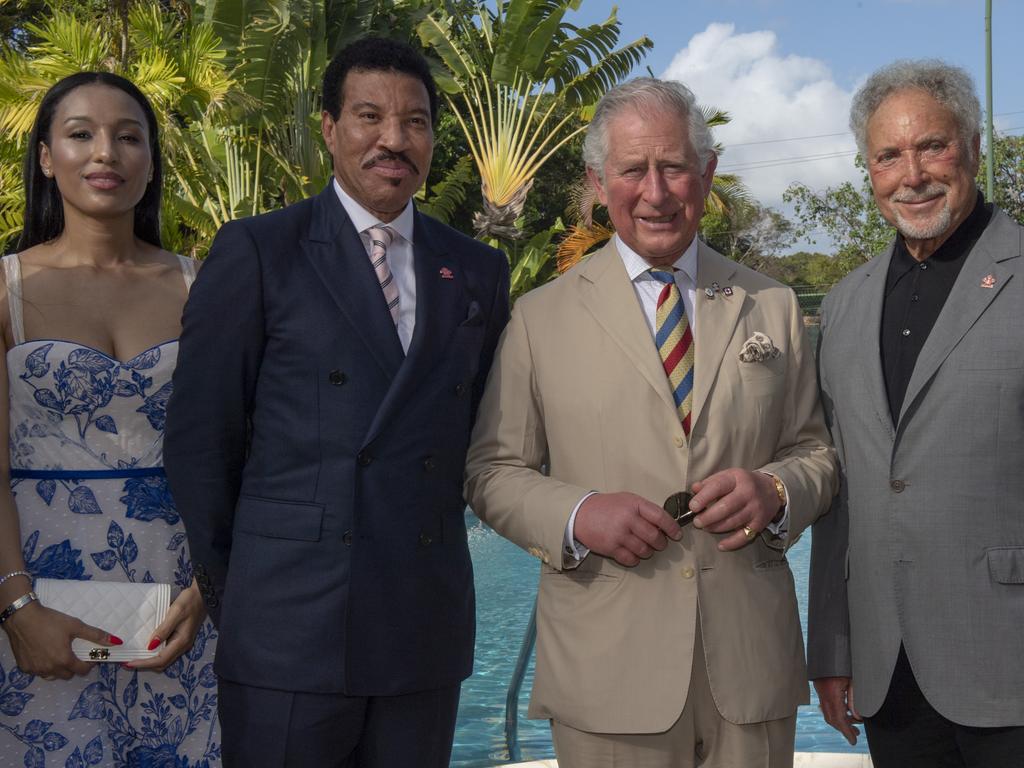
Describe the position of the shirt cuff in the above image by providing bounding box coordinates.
[761,473,789,539]
[563,491,597,564]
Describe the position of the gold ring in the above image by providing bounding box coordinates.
[742,525,756,539]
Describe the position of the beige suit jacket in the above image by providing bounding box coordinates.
[465,240,836,734]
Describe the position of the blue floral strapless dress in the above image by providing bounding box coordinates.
[0,254,221,768]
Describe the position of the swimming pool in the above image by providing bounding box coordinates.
[451,514,869,766]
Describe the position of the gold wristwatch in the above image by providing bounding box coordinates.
[768,474,787,509]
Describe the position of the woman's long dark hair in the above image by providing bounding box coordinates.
[17,71,163,251]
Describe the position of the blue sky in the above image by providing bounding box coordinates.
[567,0,1023,243]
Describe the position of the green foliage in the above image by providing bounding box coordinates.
[760,251,850,289]
[417,155,474,224]
[783,159,893,273]
[0,0,661,294]
[505,217,565,300]
[979,132,1023,225]
[700,202,792,269]
[417,0,651,238]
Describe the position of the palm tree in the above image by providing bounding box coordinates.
[417,0,652,240]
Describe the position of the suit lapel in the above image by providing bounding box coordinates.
[302,185,404,379]
[576,243,677,415]
[855,247,897,439]
[898,211,1020,427]
[689,245,744,432]
[363,211,460,444]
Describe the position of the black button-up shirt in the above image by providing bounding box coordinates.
[881,193,992,422]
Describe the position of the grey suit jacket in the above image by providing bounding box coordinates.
[808,207,1024,726]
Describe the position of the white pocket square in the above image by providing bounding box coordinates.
[739,332,780,363]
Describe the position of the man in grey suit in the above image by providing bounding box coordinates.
[808,59,1024,767]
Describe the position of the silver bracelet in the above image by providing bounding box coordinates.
[0,591,38,626]
[0,570,31,588]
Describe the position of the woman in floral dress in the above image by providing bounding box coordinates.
[0,73,220,767]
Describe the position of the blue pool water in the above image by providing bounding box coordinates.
[450,514,869,766]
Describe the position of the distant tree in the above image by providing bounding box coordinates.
[783,159,893,275]
[979,132,1023,224]
[699,202,792,270]
[764,251,850,287]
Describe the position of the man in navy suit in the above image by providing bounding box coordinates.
[164,36,510,768]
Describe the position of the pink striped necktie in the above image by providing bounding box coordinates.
[366,225,400,326]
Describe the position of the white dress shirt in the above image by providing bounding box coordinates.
[333,178,417,353]
[619,234,699,336]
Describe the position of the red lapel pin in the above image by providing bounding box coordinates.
[439,267,454,280]
[981,274,996,289]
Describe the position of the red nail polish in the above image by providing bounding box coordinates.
[121,663,133,669]
[109,635,124,646]
[147,637,161,651]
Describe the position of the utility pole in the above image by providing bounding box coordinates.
[985,0,995,199]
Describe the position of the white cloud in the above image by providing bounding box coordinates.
[662,23,862,212]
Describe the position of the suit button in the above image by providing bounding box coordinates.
[889,479,905,493]
[454,382,467,397]
[673,436,684,448]
[680,567,695,579]
[328,369,346,386]
[342,530,353,546]
[423,456,436,472]
[206,595,219,608]
[419,532,433,546]
[357,451,372,467]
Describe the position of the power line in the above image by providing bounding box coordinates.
[718,150,857,173]
[721,109,1024,148]
[727,131,849,147]
[718,124,1023,173]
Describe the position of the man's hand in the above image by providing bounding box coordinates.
[689,468,782,551]
[574,492,682,567]
[814,676,861,745]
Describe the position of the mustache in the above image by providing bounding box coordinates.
[363,151,419,175]
[891,184,948,203]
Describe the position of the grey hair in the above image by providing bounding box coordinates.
[850,59,981,162]
[583,77,716,181]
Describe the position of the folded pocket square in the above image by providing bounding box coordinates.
[35,579,170,662]
[739,332,780,363]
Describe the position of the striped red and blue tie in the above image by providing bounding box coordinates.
[650,268,694,436]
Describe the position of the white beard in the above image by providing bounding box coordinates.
[890,188,953,242]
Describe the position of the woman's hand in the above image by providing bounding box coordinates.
[2,600,119,679]
[125,580,206,673]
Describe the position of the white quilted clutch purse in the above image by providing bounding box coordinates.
[34,579,170,662]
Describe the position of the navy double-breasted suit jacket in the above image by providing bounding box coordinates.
[164,184,510,696]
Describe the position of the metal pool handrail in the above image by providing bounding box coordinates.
[505,597,538,762]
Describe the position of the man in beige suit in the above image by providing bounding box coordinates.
[465,78,836,767]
